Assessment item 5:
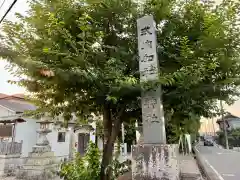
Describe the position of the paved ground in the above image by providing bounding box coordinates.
[196,142,240,180]
[179,154,202,180]
[2,176,61,180]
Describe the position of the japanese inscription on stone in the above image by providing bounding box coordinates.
[137,15,166,144]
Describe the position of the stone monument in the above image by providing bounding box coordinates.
[131,15,180,180]
[17,125,57,180]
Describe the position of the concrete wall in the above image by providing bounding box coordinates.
[47,124,71,160]
[14,118,39,157]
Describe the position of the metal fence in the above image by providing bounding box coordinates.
[0,142,22,155]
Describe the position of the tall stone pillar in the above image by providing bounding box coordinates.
[132,15,179,180]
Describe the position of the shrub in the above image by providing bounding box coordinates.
[60,141,101,180]
[60,141,131,180]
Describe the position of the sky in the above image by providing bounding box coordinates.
[0,0,28,94]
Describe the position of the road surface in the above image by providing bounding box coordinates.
[196,142,240,180]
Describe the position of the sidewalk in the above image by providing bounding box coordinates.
[179,154,202,180]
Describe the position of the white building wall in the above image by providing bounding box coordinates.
[97,138,103,150]
[14,118,39,157]
[0,106,15,116]
[73,126,103,153]
[90,122,96,143]
[47,124,70,161]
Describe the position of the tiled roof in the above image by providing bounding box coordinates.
[12,94,25,99]
[0,99,36,113]
[0,94,25,100]
[0,93,7,98]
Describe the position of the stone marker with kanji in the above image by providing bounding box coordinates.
[131,15,180,180]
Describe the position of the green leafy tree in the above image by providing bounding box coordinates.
[1,0,240,179]
[1,1,140,179]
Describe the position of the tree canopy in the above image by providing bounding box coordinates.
[1,0,240,179]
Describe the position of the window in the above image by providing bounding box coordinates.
[57,132,66,142]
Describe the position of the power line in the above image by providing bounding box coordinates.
[0,0,18,24]
[0,0,6,11]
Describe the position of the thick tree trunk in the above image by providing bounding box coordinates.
[95,134,98,146]
[100,105,123,180]
[100,104,112,180]
[100,136,115,180]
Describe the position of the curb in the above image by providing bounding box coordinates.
[213,143,223,149]
[193,144,222,180]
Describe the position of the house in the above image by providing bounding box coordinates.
[0,94,103,161]
[216,112,240,131]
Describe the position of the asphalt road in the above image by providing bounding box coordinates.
[196,142,240,180]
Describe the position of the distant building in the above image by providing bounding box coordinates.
[216,112,240,131]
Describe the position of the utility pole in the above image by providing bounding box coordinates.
[220,100,229,149]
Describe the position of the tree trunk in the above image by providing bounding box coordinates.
[95,134,98,146]
[100,104,112,180]
[100,105,123,180]
[100,136,115,180]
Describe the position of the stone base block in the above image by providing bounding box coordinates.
[17,150,57,180]
[32,145,51,153]
[25,151,56,166]
[30,151,54,158]
[24,158,56,166]
[0,154,21,176]
[17,164,58,180]
[132,144,180,180]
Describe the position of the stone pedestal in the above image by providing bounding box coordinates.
[17,129,57,180]
[132,144,179,180]
[0,154,21,176]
